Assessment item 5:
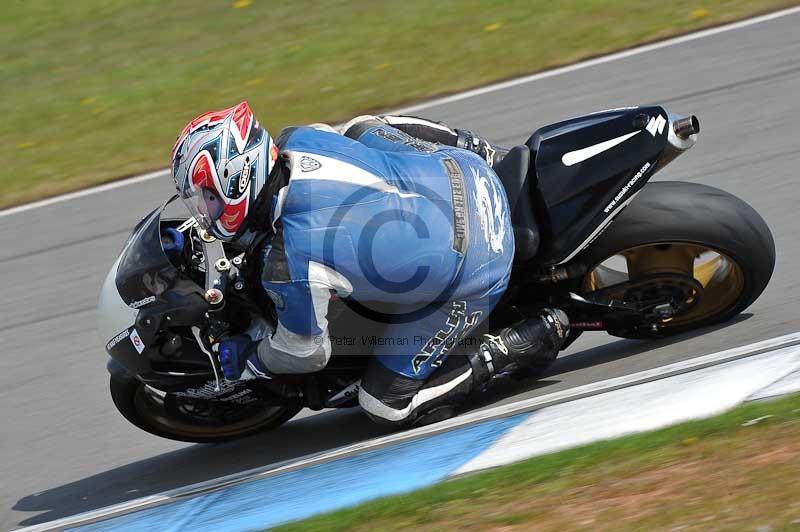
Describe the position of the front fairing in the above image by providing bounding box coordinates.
[98,199,209,380]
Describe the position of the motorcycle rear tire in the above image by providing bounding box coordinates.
[576,181,775,338]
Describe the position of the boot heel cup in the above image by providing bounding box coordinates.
[539,308,570,344]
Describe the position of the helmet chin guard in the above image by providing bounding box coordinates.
[171,101,276,240]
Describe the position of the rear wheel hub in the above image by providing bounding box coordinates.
[592,273,703,321]
[582,243,745,329]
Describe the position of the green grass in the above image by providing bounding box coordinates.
[273,392,800,531]
[2,0,797,207]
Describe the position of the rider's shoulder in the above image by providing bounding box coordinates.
[276,125,347,148]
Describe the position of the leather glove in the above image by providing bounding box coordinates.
[455,129,500,166]
[217,335,259,380]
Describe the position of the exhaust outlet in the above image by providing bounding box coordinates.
[673,115,700,139]
[666,112,700,151]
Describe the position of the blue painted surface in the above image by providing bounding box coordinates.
[72,414,527,532]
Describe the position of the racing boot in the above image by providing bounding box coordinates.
[366,309,569,429]
[455,128,506,166]
[467,308,570,386]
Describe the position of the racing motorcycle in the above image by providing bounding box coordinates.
[99,105,775,442]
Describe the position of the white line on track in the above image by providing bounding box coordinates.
[15,331,800,532]
[0,169,170,218]
[2,5,799,220]
[392,5,800,115]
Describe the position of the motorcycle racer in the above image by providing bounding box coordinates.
[170,101,569,427]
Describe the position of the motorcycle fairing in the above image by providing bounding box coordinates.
[98,201,211,386]
[526,106,671,265]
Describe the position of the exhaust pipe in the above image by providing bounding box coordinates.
[666,112,700,151]
[673,115,700,139]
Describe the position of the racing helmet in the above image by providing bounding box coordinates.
[171,101,277,240]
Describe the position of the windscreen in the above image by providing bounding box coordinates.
[115,201,204,310]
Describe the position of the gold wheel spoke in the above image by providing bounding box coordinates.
[582,243,744,329]
[694,254,723,287]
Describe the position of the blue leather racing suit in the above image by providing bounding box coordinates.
[256,116,514,425]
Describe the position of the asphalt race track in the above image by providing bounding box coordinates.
[2,11,799,529]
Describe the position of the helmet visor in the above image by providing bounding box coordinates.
[180,186,225,231]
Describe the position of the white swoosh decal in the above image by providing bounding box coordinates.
[561,130,641,166]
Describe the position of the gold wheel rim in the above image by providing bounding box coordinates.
[582,242,745,328]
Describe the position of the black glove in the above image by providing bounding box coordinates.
[455,129,501,166]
